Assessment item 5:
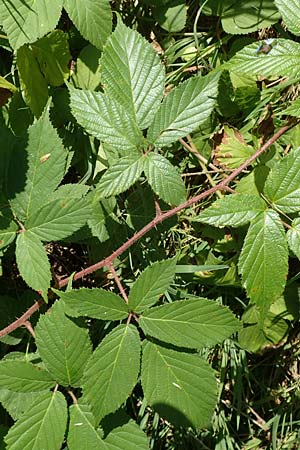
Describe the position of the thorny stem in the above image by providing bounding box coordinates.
[108,263,129,303]
[0,122,294,338]
[23,320,36,338]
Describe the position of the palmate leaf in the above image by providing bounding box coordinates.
[238,210,288,313]
[128,258,177,313]
[101,20,165,129]
[68,403,105,450]
[0,361,54,393]
[64,0,112,50]
[35,301,92,386]
[82,324,140,422]
[275,0,300,36]
[0,0,63,50]
[97,155,144,198]
[16,232,51,301]
[264,149,300,212]
[287,218,300,259]
[70,87,143,154]
[226,39,300,78]
[195,194,266,227]
[139,298,239,349]
[59,287,129,320]
[147,72,220,147]
[141,342,217,428]
[5,391,67,450]
[8,106,67,220]
[25,197,91,241]
[143,153,186,206]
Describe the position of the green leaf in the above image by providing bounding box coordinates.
[221,0,280,34]
[25,197,91,241]
[139,298,239,349]
[0,0,63,50]
[195,194,266,227]
[64,0,112,50]
[143,153,186,206]
[100,20,164,129]
[264,149,300,213]
[59,288,129,320]
[16,232,51,301]
[104,421,149,450]
[88,196,117,242]
[68,403,106,450]
[8,106,67,220]
[16,45,48,117]
[238,210,288,312]
[275,0,300,36]
[82,324,140,422]
[0,205,18,250]
[97,155,144,198]
[5,391,67,450]
[70,87,143,154]
[287,218,300,259]
[226,39,300,79]
[31,30,71,86]
[153,2,187,32]
[128,258,177,313]
[147,72,220,147]
[141,342,217,428]
[72,44,102,90]
[35,301,92,386]
[0,389,43,421]
[0,361,54,393]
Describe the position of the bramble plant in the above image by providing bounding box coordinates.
[1,0,300,449]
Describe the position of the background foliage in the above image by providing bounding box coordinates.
[0,0,300,449]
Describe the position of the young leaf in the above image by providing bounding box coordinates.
[0,0,63,50]
[68,403,106,450]
[5,391,67,450]
[25,197,91,241]
[287,218,300,259]
[238,210,288,313]
[70,87,143,154]
[16,45,48,118]
[8,106,67,220]
[226,39,300,79]
[275,0,300,36]
[97,155,144,198]
[35,301,92,386]
[195,194,266,227]
[64,0,112,50]
[128,258,177,313]
[72,44,102,91]
[141,342,217,428]
[139,298,240,349]
[16,232,51,301]
[82,324,140,422]
[101,20,164,129]
[143,153,186,206]
[104,421,149,450]
[264,149,300,213]
[0,361,54,393]
[147,72,220,147]
[59,288,129,320]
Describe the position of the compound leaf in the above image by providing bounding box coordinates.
[147,72,220,147]
[64,0,112,50]
[0,361,54,393]
[141,342,217,428]
[16,232,51,301]
[5,391,67,450]
[82,324,140,423]
[97,155,144,198]
[139,298,240,349]
[35,301,92,387]
[143,153,186,206]
[128,258,177,313]
[195,194,266,227]
[264,149,300,213]
[238,210,288,313]
[68,403,106,450]
[101,20,164,129]
[59,288,129,321]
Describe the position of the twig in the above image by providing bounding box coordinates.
[108,263,128,303]
[23,320,36,338]
[0,299,43,338]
